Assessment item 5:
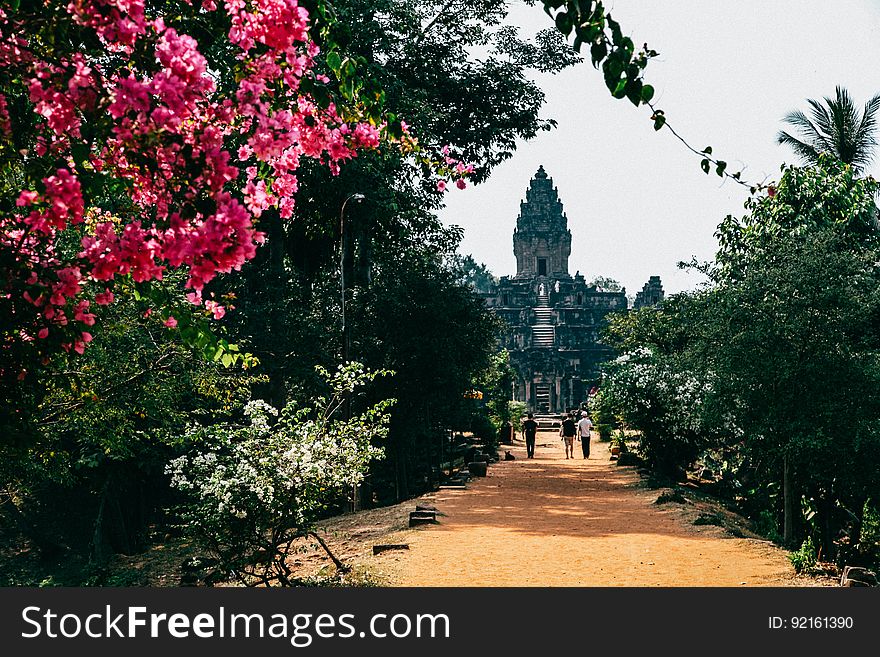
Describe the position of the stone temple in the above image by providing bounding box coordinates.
[481,166,663,413]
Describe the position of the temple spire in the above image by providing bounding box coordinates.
[513,167,572,277]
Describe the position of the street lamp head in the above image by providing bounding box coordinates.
[349,193,365,202]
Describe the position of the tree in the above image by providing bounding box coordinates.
[600,157,880,560]
[589,276,622,292]
[777,86,880,172]
[715,155,880,281]
[0,274,260,578]
[454,255,497,294]
[0,0,403,384]
[350,234,501,502]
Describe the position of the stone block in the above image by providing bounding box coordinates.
[840,566,877,586]
[409,512,438,527]
[373,544,409,555]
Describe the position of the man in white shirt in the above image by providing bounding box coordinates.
[577,414,593,459]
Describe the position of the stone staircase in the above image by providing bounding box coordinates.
[531,289,555,348]
[535,384,551,412]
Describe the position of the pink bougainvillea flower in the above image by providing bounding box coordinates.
[436,180,447,192]
[164,316,178,328]
[0,0,393,362]
[204,300,225,320]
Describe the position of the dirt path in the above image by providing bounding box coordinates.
[365,431,814,586]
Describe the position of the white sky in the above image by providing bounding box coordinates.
[438,0,880,295]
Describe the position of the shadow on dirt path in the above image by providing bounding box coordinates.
[374,431,814,586]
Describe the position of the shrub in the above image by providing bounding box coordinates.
[789,536,819,574]
[168,363,393,586]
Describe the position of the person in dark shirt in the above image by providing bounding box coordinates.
[560,413,577,459]
[522,413,538,458]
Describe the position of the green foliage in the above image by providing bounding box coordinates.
[601,156,880,564]
[716,155,880,279]
[454,255,498,294]
[0,278,263,578]
[588,276,622,292]
[588,388,617,441]
[350,239,501,500]
[477,350,515,431]
[168,363,393,586]
[789,536,819,574]
[754,510,783,544]
[598,345,711,479]
[508,401,527,429]
[327,0,579,182]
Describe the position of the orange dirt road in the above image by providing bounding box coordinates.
[386,431,807,586]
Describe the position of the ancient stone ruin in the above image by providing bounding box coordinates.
[480,166,663,413]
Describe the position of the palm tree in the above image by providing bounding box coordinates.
[776,86,880,173]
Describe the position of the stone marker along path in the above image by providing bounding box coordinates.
[384,431,808,586]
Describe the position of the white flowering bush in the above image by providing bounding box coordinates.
[601,347,713,478]
[167,362,393,586]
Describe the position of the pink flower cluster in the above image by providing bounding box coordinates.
[0,92,12,138]
[67,0,147,50]
[435,145,474,192]
[1,0,386,367]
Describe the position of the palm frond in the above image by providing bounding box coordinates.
[852,92,880,170]
[776,130,824,165]
[778,110,834,160]
[806,98,834,138]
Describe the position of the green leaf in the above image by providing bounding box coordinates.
[652,113,666,131]
[71,142,90,167]
[716,161,727,177]
[702,146,713,155]
[625,79,643,106]
[555,11,573,37]
[326,51,341,72]
[221,353,235,368]
[613,79,627,98]
[701,159,711,174]
[590,40,607,67]
[608,16,622,44]
[641,84,654,103]
[341,59,357,77]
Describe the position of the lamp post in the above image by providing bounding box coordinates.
[340,192,364,513]
[340,193,364,365]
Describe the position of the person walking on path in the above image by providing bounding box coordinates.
[522,413,538,458]
[577,413,593,459]
[560,413,577,459]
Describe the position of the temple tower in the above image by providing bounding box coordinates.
[513,166,572,278]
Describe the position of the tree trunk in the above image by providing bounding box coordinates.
[309,531,350,574]
[264,209,288,409]
[783,455,796,546]
[89,480,110,566]
[817,494,835,561]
